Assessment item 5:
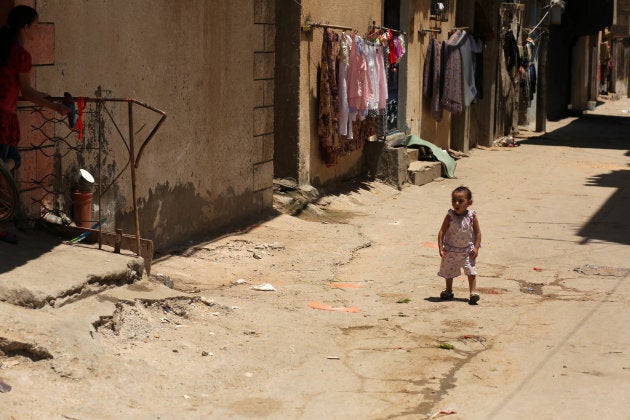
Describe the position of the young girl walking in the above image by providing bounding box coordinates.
[437,186,482,304]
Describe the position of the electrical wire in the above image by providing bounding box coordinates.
[526,9,550,35]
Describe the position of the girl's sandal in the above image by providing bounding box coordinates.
[0,228,18,244]
[440,290,454,300]
[469,293,480,305]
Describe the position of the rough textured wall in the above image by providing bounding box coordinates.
[570,36,591,110]
[470,0,499,147]
[613,39,630,96]
[274,0,301,180]
[401,0,420,138]
[299,0,382,186]
[36,0,275,250]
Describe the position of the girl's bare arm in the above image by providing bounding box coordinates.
[437,214,450,257]
[470,214,482,259]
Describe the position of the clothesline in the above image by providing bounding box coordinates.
[371,21,406,36]
[301,17,407,37]
[419,26,473,38]
[449,26,470,37]
[302,21,353,32]
[419,25,442,35]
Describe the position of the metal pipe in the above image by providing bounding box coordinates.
[97,101,103,250]
[127,102,141,256]
[302,22,353,32]
[48,97,167,117]
[419,26,442,34]
[372,22,406,36]
[135,113,167,168]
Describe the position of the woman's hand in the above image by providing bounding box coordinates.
[52,102,70,115]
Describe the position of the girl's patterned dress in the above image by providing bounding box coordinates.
[438,209,477,279]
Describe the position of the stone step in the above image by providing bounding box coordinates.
[406,148,419,163]
[408,161,442,186]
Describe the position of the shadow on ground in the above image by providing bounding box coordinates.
[578,169,630,245]
[523,114,630,152]
[521,113,630,245]
[0,229,61,274]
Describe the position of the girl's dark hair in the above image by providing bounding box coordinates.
[0,5,38,66]
[453,185,472,200]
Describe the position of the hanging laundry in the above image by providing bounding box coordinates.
[529,64,536,101]
[442,30,465,114]
[461,32,484,106]
[503,30,519,73]
[347,34,374,119]
[423,37,444,122]
[73,97,86,140]
[318,28,341,166]
[338,32,353,138]
[316,25,397,166]
[387,30,397,65]
[366,43,380,111]
[374,44,388,110]
[397,35,406,60]
[524,37,536,103]
[423,39,436,99]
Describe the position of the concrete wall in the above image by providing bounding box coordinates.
[274,0,301,180]
[31,0,275,251]
[570,35,591,110]
[471,0,499,147]
[612,38,630,96]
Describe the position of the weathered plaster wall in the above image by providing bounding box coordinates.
[612,38,630,96]
[470,0,499,147]
[35,0,275,250]
[274,0,301,180]
[299,0,382,186]
[570,35,591,110]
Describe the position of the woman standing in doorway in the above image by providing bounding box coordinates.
[0,5,68,243]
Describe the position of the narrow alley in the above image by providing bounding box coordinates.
[1,98,629,418]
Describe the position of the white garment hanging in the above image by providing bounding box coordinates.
[338,32,353,138]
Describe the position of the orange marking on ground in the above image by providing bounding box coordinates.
[328,283,364,289]
[308,301,360,313]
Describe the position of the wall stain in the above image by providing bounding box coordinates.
[117,182,258,251]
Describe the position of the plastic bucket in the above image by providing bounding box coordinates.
[72,191,93,228]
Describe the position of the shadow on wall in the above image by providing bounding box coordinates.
[521,113,630,246]
[116,181,255,252]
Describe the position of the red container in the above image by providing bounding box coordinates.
[72,191,93,228]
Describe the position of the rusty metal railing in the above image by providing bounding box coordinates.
[17,97,166,262]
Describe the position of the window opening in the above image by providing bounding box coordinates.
[431,0,449,22]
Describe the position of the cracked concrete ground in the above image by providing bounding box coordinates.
[1,97,630,418]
